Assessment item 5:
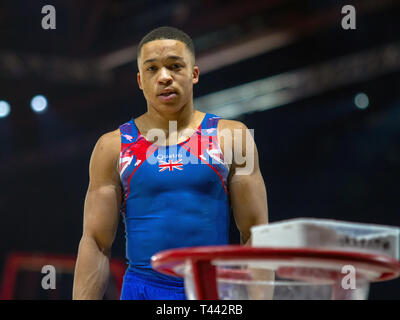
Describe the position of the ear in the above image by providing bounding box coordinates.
[137,72,143,90]
[192,66,199,85]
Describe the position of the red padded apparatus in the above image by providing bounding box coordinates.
[151,245,400,300]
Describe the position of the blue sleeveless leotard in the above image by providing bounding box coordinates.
[118,112,230,299]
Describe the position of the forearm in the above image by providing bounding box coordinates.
[242,235,252,246]
[73,235,111,300]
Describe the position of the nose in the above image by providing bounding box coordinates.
[157,67,173,85]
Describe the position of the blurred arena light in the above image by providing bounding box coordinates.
[354,93,370,109]
[193,31,293,75]
[0,0,395,87]
[0,100,11,118]
[31,95,48,113]
[195,42,400,119]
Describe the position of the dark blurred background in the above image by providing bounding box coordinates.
[0,0,399,299]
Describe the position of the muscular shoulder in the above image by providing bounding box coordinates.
[97,129,121,151]
[217,118,258,174]
[217,118,251,149]
[216,119,251,169]
[217,119,248,132]
[89,129,121,183]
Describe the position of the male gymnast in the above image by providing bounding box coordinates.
[73,26,269,300]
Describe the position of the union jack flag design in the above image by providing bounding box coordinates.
[158,159,184,172]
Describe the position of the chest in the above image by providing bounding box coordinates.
[120,138,229,196]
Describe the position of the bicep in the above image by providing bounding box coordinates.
[82,134,122,253]
[228,122,268,242]
[83,184,121,253]
[230,170,268,238]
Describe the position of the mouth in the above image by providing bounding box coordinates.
[158,90,178,101]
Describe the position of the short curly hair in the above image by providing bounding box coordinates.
[137,26,195,65]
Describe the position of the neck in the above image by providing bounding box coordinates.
[145,102,196,132]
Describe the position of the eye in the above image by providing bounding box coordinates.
[171,64,182,69]
[146,66,157,71]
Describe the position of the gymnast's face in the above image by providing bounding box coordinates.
[137,39,199,113]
